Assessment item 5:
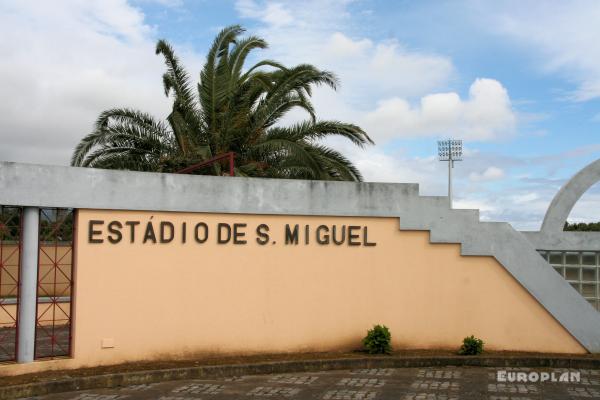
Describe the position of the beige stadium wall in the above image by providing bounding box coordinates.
[0,209,585,375]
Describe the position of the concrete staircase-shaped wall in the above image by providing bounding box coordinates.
[397,191,600,353]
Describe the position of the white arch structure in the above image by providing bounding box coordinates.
[542,159,600,234]
[523,158,600,251]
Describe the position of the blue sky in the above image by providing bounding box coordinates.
[0,0,599,229]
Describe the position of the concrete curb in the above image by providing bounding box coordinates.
[3,356,600,399]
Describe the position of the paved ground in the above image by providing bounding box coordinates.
[21,366,600,400]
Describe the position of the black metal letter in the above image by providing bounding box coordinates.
[217,223,232,244]
[316,225,330,245]
[143,221,157,244]
[285,224,299,245]
[363,226,376,247]
[107,221,123,244]
[194,222,208,243]
[89,220,104,243]
[332,225,346,245]
[125,221,140,243]
[233,223,247,244]
[348,225,360,246]
[160,221,174,243]
[256,224,269,245]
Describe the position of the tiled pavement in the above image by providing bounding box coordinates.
[22,367,600,400]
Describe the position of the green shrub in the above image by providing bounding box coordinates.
[362,325,392,354]
[458,335,484,355]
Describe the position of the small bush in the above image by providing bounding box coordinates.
[362,325,392,354]
[458,335,484,355]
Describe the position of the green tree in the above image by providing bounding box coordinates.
[71,25,373,181]
[564,221,600,231]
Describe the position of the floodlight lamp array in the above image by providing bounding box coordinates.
[437,139,463,161]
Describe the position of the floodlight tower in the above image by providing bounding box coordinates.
[438,139,463,208]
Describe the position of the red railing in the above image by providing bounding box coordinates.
[0,206,21,363]
[34,208,74,359]
[175,152,235,176]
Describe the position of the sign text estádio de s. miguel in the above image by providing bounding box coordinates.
[87,219,377,247]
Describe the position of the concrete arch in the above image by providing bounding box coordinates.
[541,158,600,234]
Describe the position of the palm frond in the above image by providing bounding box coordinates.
[229,36,268,83]
[73,25,369,182]
[72,109,171,166]
[250,135,321,174]
[199,25,245,142]
[306,144,364,181]
[240,59,287,82]
[270,121,374,147]
[156,40,196,109]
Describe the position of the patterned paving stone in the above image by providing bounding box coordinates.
[172,383,224,395]
[336,378,386,388]
[26,366,600,400]
[322,389,378,399]
[566,386,600,397]
[487,383,538,394]
[350,369,395,376]
[117,383,157,392]
[583,369,600,376]
[576,376,600,385]
[417,369,462,379]
[246,386,301,397]
[157,397,202,400]
[69,395,129,400]
[401,393,459,400]
[410,380,460,391]
[269,375,319,384]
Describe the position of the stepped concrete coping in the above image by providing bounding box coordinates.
[1,161,600,353]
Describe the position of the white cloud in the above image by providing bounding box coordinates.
[237,1,455,100]
[362,78,516,142]
[566,183,600,222]
[347,147,445,192]
[327,32,372,59]
[236,0,294,27]
[486,1,600,101]
[235,2,516,145]
[322,34,454,97]
[469,166,505,182]
[511,193,539,204]
[0,0,203,165]
[132,0,183,7]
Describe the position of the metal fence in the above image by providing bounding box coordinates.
[35,208,74,359]
[0,206,21,362]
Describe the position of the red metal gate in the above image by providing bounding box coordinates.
[0,206,21,363]
[35,208,74,359]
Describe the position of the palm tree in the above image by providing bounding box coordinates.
[71,25,373,181]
